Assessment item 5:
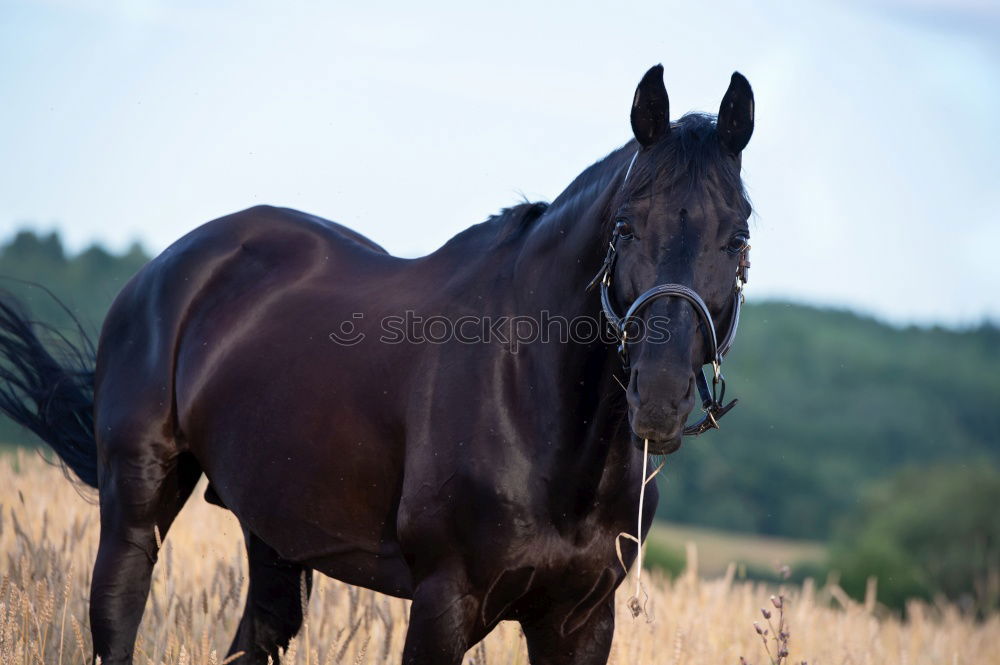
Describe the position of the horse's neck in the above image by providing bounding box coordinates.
[511,149,639,504]
[515,146,631,317]
[422,144,639,495]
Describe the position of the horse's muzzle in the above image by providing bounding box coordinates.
[626,374,694,454]
[632,433,683,455]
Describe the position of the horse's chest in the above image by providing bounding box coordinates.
[479,522,629,627]
[524,480,655,588]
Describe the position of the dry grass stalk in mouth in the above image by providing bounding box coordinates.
[1,451,998,665]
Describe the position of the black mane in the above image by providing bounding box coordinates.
[489,201,550,244]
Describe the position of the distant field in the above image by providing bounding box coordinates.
[648,520,827,578]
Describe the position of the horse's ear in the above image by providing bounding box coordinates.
[631,64,670,148]
[718,72,754,155]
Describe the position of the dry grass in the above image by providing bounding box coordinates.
[1,451,998,665]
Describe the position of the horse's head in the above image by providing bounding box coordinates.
[608,65,754,455]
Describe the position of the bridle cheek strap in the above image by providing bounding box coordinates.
[589,225,748,436]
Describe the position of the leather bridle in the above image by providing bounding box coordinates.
[587,153,751,436]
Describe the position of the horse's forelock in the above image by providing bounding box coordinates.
[612,113,749,222]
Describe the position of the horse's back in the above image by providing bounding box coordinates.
[264,205,390,255]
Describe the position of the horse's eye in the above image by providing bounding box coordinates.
[616,219,634,239]
[726,233,749,254]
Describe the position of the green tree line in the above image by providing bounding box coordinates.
[658,302,1000,540]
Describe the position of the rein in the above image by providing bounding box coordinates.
[587,153,750,435]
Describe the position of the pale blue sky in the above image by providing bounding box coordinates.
[1,0,997,324]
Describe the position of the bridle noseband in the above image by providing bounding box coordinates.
[587,152,751,436]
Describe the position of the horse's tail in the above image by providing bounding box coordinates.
[0,290,99,488]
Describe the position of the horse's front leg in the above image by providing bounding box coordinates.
[402,572,483,665]
[520,599,615,665]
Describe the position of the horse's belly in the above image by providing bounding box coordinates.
[196,422,414,596]
[179,330,413,597]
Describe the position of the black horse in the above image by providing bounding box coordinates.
[0,65,754,665]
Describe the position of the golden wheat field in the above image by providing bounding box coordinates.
[1,451,998,665]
